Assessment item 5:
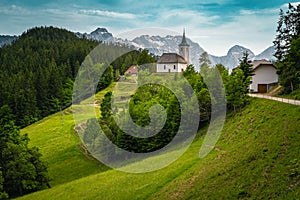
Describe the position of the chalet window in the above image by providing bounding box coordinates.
[164,65,166,70]
[174,65,176,69]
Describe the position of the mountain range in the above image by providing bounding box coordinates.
[0,35,17,47]
[59,28,278,70]
[1,27,276,70]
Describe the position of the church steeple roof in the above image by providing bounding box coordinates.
[179,29,189,47]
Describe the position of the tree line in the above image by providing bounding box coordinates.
[0,26,154,128]
[0,105,50,199]
[0,26,155,198]
[81,51,254,162]
[274,3,300,93]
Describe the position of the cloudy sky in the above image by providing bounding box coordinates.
[0,0,299,55]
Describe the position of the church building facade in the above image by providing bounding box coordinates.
[156,30,190,73]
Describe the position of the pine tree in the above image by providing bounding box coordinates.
[100,92,113,120]
[274,3,300,92]
[225,69,249,112]
[238,52,254,87]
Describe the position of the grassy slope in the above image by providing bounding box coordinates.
[20,84,116,186]
[19,98,300,199]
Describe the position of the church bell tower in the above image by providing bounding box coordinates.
[179,29,190,64]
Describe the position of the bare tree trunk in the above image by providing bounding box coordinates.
[19,185,23,196]
[290,80,294,91]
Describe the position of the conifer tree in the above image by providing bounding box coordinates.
[274,3,300,92]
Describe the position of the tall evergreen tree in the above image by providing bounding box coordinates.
[100,92,113,120]
[274,3,300,61]
[238,52,254,87]
[274,3,300,92]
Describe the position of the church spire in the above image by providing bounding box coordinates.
[179,28,189,46]
[178,28,190,64]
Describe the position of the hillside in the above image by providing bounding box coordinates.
[0,27,100,127]
[18,98,300,199]
[20,84,116,186]
[1,27,276,70]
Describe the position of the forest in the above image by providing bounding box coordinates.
[0,26,154,199]
[274,3,300,94]
[0,3,299,198]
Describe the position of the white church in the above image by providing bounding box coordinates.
[156,30,190,73]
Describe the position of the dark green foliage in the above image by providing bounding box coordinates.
[100,91,113,120]
[274,3,300,93]
[184,65,211,122]
[221,52,252,112]
[0,27,99,127]
[0,26,155,197]
[198,52,251,112]
[274,4,300,61]
[0,26,155,127]
[238,52,254,85]
[225,69,250,112]
[0,171,8,200]
[0,105,50,198]
[110,49,155,74]
[81,66,213,158]
[198,51,250,113]
[137,49,155,67]
[276,36,300,93]
[105,85,180,154]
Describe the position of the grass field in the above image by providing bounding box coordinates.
[20,84,116,186]
[19,97,300,199]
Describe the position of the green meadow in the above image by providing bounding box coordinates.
[18,97,300,199]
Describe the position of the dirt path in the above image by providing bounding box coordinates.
[249,94,300,106]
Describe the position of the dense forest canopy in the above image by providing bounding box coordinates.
[274,3,300,93]
[0,26,155,199]
[0,26,154,128]
[1,3,299,194]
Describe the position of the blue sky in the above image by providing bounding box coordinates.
[0,0,299,55]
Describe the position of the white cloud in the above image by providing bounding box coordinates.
[78,9,136,19]
[240,8,279,16]
[282,1,300,8]
[0,2,285,56]
[0,5,31,15]
[156,9,220,26]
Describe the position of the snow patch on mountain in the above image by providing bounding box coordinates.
[42,27,277,70]
[75,28,114,43]
[0,35,18,47]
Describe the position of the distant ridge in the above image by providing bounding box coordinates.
[0,27,276,69]
[0,35,18,47]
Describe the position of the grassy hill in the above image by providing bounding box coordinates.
[20,84,116,186]
[18,97,300,199]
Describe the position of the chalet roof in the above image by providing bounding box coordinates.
[157,53,187,64]
[251,60,276,70]
[125,65,138,74]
